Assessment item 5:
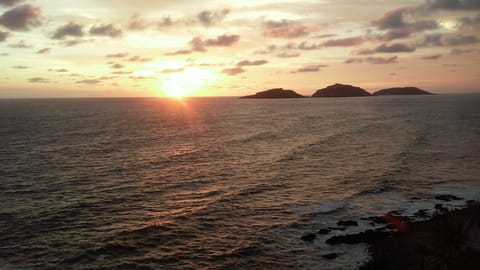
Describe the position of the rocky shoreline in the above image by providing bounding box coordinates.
[300,196,480,269]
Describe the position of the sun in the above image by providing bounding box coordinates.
[160,67,215,98]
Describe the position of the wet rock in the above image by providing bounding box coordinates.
[388,210,403,216]
[328,226,347,231]
[322,253,339,259]
[301,233,317,241]
[337,220,358,226]
[434,203,448,213]
[317,228,331,235]
[434,194,463,202]
[326,230,392,245]
[362,216,387,224]
[414,209,430,218]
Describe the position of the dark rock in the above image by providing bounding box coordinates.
[435,194,463,202]
[434,203,448,213]
[337,220,358,226]
[317,228,331,235]
[387,210,403,216]
[328,226,347,231]
[326,230,392,245]
[362,216,388,224]
[322,253,339,259]
[373,87,433,96]
[312,83,371,97]
[414,209,430,218]
[241,88,305,98]
[301,233,317,241]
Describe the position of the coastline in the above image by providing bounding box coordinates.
[306,199,480,269]
[359,201,480,269]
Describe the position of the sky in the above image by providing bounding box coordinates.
[0,0,479,98]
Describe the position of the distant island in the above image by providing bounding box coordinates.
[312,83,371,97]
[240,84,434,99]
[240,88,305,98]
[373,87,433,96]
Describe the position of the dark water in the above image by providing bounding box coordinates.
[1,95,479,269]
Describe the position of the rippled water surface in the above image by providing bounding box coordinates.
[1,95,479,269]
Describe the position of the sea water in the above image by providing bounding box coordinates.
[1,94,479,269]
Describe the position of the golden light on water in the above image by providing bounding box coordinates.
[160,67,217,98]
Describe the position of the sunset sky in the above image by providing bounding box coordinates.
[0,0,479,98]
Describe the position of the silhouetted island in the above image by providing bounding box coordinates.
[241,88,305,98]
[373,87,433,96]
[312,83,371,97]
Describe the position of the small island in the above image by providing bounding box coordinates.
[240,88,305,98]
[373,87,433,96]
[312,83,371,97]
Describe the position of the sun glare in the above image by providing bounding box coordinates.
[160,67,216,98]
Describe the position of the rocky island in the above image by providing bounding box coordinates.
[373,87,433,96]
[312,83,371,97]
[240,88,305,98]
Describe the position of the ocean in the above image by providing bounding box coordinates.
[1,94,479,269]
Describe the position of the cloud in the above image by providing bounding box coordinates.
[165,49,191,56]
[295,64,327,73]
[458,13,480,28]
[76,79,100,85]
[197,9,229,27]
[365,56,398,64]
[12,65,28,69]
[237,60,268,66]
[205,34,240,46]
[89,24,122,38]
[190,34,240,52]
[128,55,151,62]
[276,52,300,58]
[314,34,337,39]
[421,33,443,46]
[8,39,31,48]
[106,52,129,58]
[112,71,133,75]
[297,41,322,50]
[28,77,50,83]
[158,16,173,27]
[375,43,416,53]
[445,34,479,46]
[344,58,364,64]
[450,48,476,54]
[222,67,244,76]
[160,67,185,73]
[422,33,480,47]
[380,28,414,41]
[60,39,87,47]
[0,0,24,6]
[372,7,412,29]
[254,44,279,54]
[323,36,364,47]
[190,36,206,52]
[422,54,442,60]
[263,19,312,39]
[0,30,9,42]
[356,43,416,54]
[0,4,41,31]
[128,14,150,30]
[128,75,154,80]
[52,22,84,39]
[111,63,124,69]
[425,0,480,10]
[54,68,68,72]
[372,7,438,34]
[36,47,51,54]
